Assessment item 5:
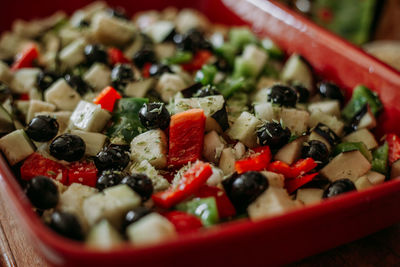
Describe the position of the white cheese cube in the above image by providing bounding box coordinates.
[156,73,186,102]
[309,112,344,136]
[71,130,107,156]
[127,213,177,246]
[26,100,56,124]
[130,129,168,169]
[69,100,111,132]
[233,142,246,160]
[219,147,236,175]
[260,171,285,188]
[241,44,268,77]
[145,20,175,43]
[355,175,373,191]
[124,79,155,98]
[0,61,13,84]
[83,63,111,91]
[308,100,340,117]
[130,160,170,191]
[59,38,87,70]
[227,111,261,148]
[0,130,35,165]
[175,9,209,33]
[296,188,323,205]
[10,68,40,94]
[343,129,378,150]
[366,171,385,186]
[274,136,307,165]
[279,108,310,135]
[248,187,301,220]
[254,102,274,121]
[45,79,81,111]
[154,43,176,60]
[206,166,224,187]
[203,131,226,164]
[91,13,136,46]
[86,219,123,249]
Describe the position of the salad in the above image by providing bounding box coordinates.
[0,2,399,249]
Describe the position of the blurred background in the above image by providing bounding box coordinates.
[280,0,400,70]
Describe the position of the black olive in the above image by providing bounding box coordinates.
[106,8,129,20]
[122,206,151,231]
[313,123,340,147]
[293,84,309,103]
[64,74,90,95]
[149,64,173,77]
[37,71,58,91]
[211,105,229,132]
[0,82,12,102]
[133,49,156,69]
[121,174,154,201]
[94,146,130,171]
[84,44,108,65]
[318,82,344,104]
[163,28,177,43]
[26,176,59,210]
[214,57,231,72]
[96,169,123,191]
[173,29,212,52]
[323,178,356,198]
[111,64,134,91]
[346,104,369,133]
[26,115,59,142]
[181,82,203,98]
[194,85,220,97]
[78,20,90,28]
[257,121,291,149]
[138,102,171,130]
[48,211,84,241]
[222,171,269,212]
[301,140,329,163]
[49,134,85,162]
[267,85,298,107]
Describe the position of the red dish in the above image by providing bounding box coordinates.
[1,0,400,266]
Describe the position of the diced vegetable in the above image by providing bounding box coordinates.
[93,86,122,112]
[194,185,236,219]
[371,142,389,174]
[181,50,212,72]
[229,27,257,50]
[261,38,284,59]
[11,43,39,70]
[0,130,35,165]
[167,51,193,64]
[152,161,212,209]
[285,173,319,194]
[68,161,98,187]
[70,100,112,133]
[176,197,219,227]
[108,47,130,65]
[386,133,400,166]
[333,142,372,162]
[235,146,272,174]
[162,211,203,233]
[195,64,217,85]
[86,219,123,248]
[267,158,317,179]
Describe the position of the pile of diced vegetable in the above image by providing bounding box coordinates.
[0,2,399,248]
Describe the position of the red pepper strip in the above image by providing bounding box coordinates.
[108,47,130,66]
[11,43,39,71]
[162,211,203,233]
[386,133,400,165]
[142,62,152,78]
[152,161,212,209]
[68,161,98,187]
[194,185,236,218]
[235,146,271,174]
[267,158,317,179]
[285,173,318,194]
[19,93,30,101]
[168,109,206,167]
[93,86,122,112]
[181,50,212,72]
[20,153,68,185]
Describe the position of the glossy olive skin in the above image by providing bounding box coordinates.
[323,179,356,198]
[64,74,90,95]
[301,140,329,163]
[96,170,123,191]
[84,44,108,65]
[49,134,85,162]
[222,171,269,212]
[173,29,212,52]
[49,211,84,241]
[133,49,157,68]
[318,82,344,104]
[138,102,171,130]
[194,85,220,97]
[121,174,154,201]
[111,64,134,91]
[26,115,59,142]
[293,84,309,103]
[149,64,172,77]
[122,206,151,231]
[267,85,298,107]
[94,146,130,171]
[257,122,291,149]
[37,71,58,91]
[26,176,59,210]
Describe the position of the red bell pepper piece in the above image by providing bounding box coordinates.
[168,109,206,167]
[386,133,400,165]
[194,185,236,218]
[162,211,203,233]
[93,86,122,112]
[20,153,68,185]
[152,161,212,209]
[142,62,152,78]
[181,50,212,72]
[284,173,318,194]
[11,43,39,71]
[68,161,98,187]
[18,93,30,101]
[108,47,130,66]
[235,146,271,174]
[268,158,317,179]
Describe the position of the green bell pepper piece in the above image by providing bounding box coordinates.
[342,85,382,121]
[333,142,372,162]
[195,64,218,85]
[176,197,219,227]
[214,43,237,67]
[371,142,389,174]
[166,51,193,64]
[261,38,284,60]
[229,28,258,50]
